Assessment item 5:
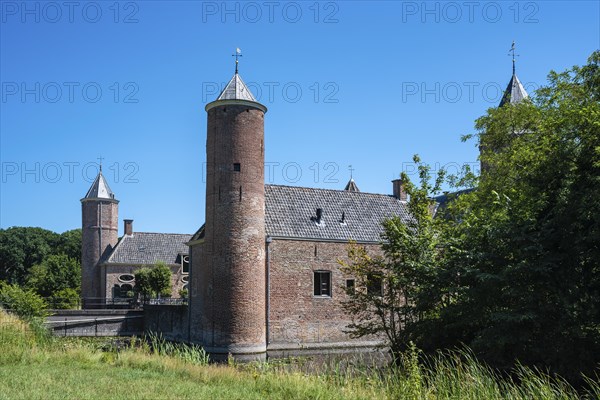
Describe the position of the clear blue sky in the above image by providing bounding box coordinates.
[1,1,598,235]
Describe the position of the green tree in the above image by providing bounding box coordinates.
[150,262,172,298]
[427,51,600,382]
[0,227,59,285]
[340,156,445,362]
[56,229,82,263]
[135,262,172,300]
[134,268,152,301]
[27,254,81,299]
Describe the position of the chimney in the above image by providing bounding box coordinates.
[392,179,408,201]
[124,219,133,236]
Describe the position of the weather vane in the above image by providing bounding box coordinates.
[348,165,354,180]
[232,48,242,74]
[98,156,104,172]
[509,41,520,75]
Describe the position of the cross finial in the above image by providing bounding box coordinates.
[508,41,519,75]
[97,156,104,172]
[348,165,355,179]
[232,48,242,74]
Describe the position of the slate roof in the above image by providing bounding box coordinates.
[83,171,116,200]
[264,184,410,243]
[105,232,192,265]
[499,74,528,107]
[217,73,257,102]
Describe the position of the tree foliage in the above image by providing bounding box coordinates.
[340,155,445,360]
[342,51,600,382]
[425,51,600,382]
[0,227,81,286]
[27,254,81,299]
[0,281,48,319]
[135,262,172,300]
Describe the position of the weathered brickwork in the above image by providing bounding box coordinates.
[191,101,267,356]
[81,199,119,302]
[268,239,381,347]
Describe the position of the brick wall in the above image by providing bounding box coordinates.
[81,199,118,304]
[268,239,381,347]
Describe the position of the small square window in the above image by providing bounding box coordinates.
[345,279,355,294]
[233,163,241,172]
[313,271,331,297]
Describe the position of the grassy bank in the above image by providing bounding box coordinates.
[0,310,598,400]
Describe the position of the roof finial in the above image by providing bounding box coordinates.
[97,156,104,172]
[348,164,354,180]
[232,48,242,74]
[509,41,519,75]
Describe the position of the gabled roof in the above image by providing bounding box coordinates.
[265,184,410,243]
[216,73,256,101]
[344,178,360,192]
[83,171,116,200]
[105,232,192,265]
[499,74,528,107]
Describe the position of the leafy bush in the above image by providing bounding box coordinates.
[48,288,80,309]
[0,281,48,319]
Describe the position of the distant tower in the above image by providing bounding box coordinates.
[191,52,268,359]
[81,169,119,308]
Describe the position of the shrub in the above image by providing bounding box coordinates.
[0,281,48,319]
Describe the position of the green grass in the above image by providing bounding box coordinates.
[0,310,598,400]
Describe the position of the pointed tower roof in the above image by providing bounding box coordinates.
[205,50,267,113]
[217,73,257,102]
[499,74,528,107]
[344,178,360,192]
[82,171,117,201]
[499,41,529,107]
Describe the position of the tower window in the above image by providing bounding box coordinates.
[233,163,241,172]
[313,271,331,297]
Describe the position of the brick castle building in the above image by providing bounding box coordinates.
[82,59,528,358]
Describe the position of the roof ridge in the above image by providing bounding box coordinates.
[265,183,396,198]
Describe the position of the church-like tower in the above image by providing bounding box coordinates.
[81,170,119,308]
[191,62,268,358]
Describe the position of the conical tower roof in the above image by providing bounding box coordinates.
[217,73,257,102]
[82,171,117,201]
[499,73,528,107]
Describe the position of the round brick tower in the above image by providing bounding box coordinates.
[194,69,267,359]
[81,170,119,308]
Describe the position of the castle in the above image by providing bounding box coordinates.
[81,56,528,358]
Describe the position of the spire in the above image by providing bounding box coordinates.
[344,165,360,191]
[499,41,528,107]
[83,170,116,200]
[233,47,242,74]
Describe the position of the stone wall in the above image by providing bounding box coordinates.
[144,305,189,342]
